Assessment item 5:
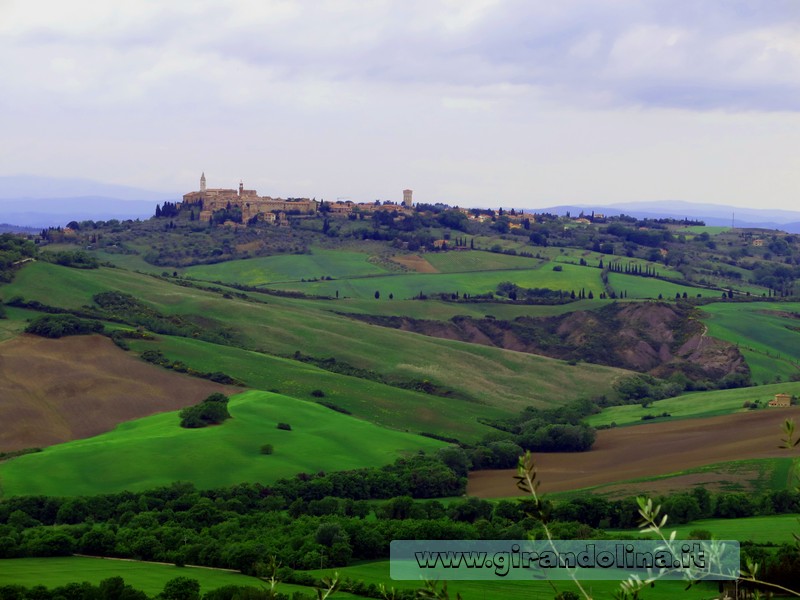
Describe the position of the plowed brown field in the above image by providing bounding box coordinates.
[389,254,439,273]
[468,407,800,497]
[0,334,236,452]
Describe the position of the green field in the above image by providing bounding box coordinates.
[423,250,543,272]
[551,458,795,500]
[318,296,603,321]
[0,557,270,596]
[1,262,630,414]
[183,248,389,285]
[585,382,800,427]
[610,514,800,545]
[607,272,708,300]
[674,226,731,235]
[535,248,685,278]
[262,262,605,300]
[305,559,718,599]
[0,390,445,497]
[700,302,800,384]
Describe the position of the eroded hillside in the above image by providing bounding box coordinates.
[353,302,749,382]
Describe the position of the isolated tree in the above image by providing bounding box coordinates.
[374,290,380,299]
[160,576,200,600]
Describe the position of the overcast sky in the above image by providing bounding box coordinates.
[1,0,799,209]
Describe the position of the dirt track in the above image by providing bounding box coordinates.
[0,334,235,451]
[467,407,800,497]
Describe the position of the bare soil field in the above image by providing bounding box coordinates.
[0,334,235,452]
[389,254,439,273]
[468,408,800,497]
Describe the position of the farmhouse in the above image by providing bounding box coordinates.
[769,393,792,408]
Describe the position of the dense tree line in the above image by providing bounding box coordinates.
[39,250,99,269]
[0,455,464,573]
[2,477,798,590]
[473,399,597,460]
[0,233,36,282]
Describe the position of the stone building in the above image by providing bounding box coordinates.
[182,173,317,224]
[769,393,792,408]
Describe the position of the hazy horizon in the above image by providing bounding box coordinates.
[2,1,798,211]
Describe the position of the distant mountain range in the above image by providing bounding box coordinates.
[0,175,177,228]
[535,200,800,233]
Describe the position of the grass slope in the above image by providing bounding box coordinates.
[0,557,267,595]
[1,262,630,414]
[550,458,795,500]
[607,272,708,300]
[585,382,800,427]
[305,560,717,599]
[127,334,504,442]
[423,251,543,273]
[700,302,800,384]
[610,514,800,544]
[0,390,445,498]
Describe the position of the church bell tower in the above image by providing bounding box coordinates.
[200,172,206,193]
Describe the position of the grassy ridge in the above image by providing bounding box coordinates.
[700,302,800,384]
[585,382,800,427]
[310,296,604,320]
[127,334,504,442]
[2,262,629,413]
[0,390,445,497]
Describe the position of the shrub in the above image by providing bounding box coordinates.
[25,314,104,338]
[310,389,325,398]
[277,422,292,431]
[260,444,274,455]
[552,265,563,271]
[179,393,231,428]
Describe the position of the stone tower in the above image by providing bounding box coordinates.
[200,172,206,193]
[403,189,413,207]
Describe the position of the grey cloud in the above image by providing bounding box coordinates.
[6,1,800,112]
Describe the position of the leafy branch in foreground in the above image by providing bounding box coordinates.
[625,419,800,599]
[316,572,340,599]
[514,451,593,600]
[416,580,463,599]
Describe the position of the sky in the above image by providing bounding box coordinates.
[1,0,799,210]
